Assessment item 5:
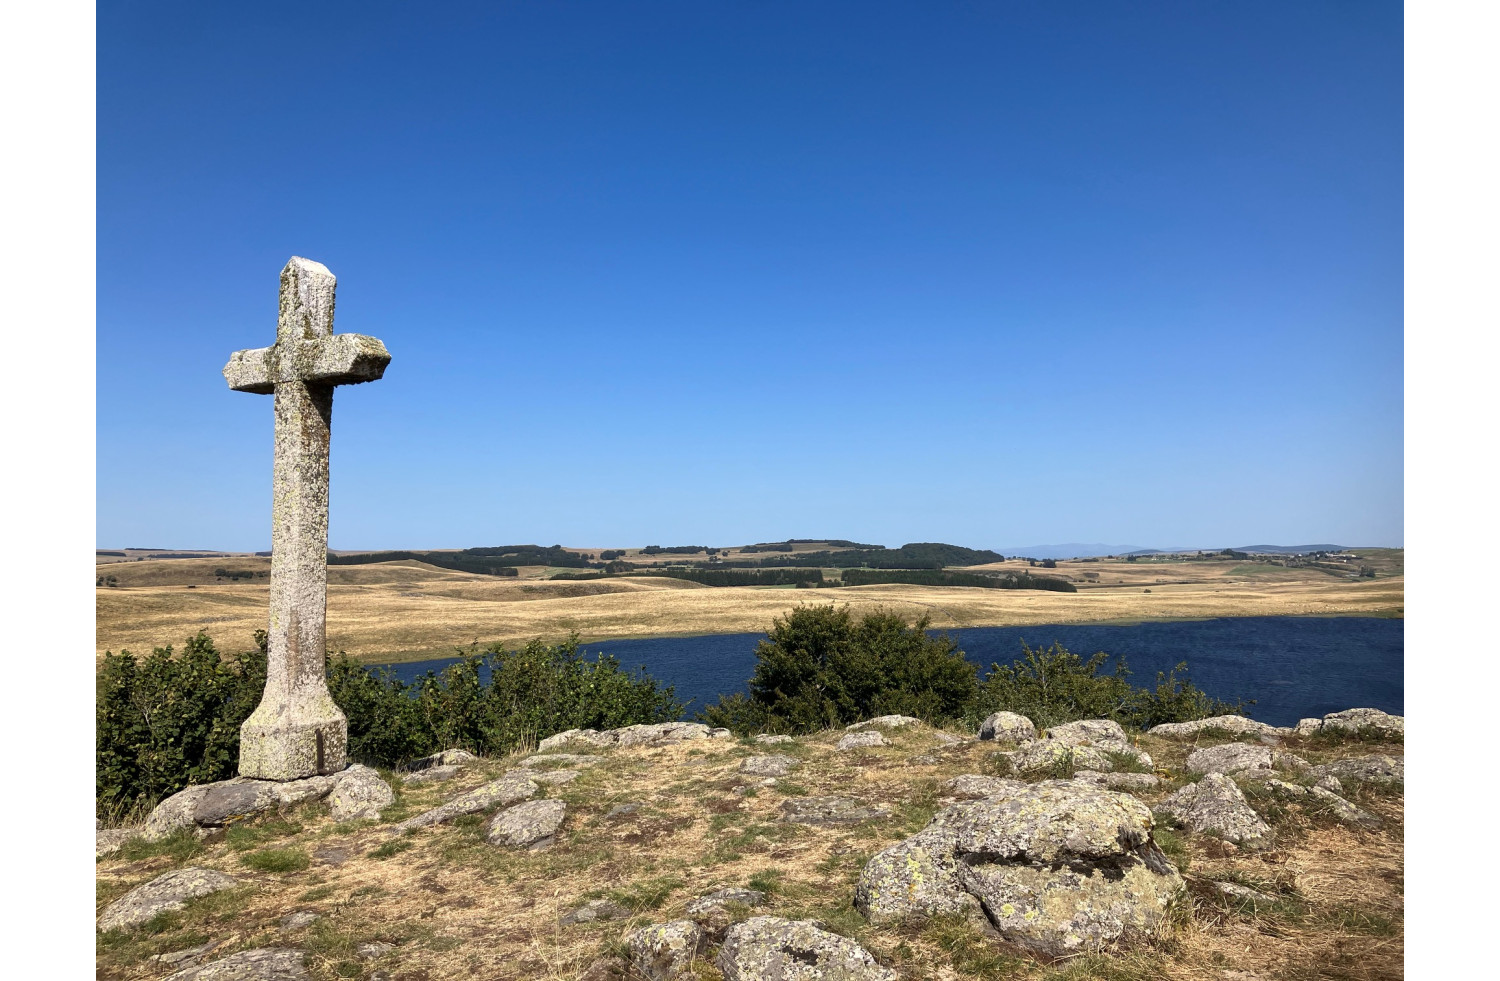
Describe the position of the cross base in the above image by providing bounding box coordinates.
[238,697,349,781]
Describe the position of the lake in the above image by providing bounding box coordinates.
[375,615,1403,729]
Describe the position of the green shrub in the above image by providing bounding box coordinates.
[700,606,978,733]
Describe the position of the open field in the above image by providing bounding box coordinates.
[97,555,1403,663]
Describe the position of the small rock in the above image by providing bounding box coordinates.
[1309,786,1382,828]
[1186,743,1273,777]
[685,887,766,916]
[153,941,219,966]
[486,798,566,849]
[909,754,939,765]
[629,920,705,981]
[327,765,395,822]
[1293,718,1324,736]
[393,771,538,832]
[1045,718,1131,750]
[1273,752,1313,773]
[561,899,630,925]
[1315,775,1344,794]
[357,942,395,960]
[163,947,308,981]
[836,731,887,751]
[606,803,642,819]
[932,731,964,746]
[718,916,896,981]
[1320,708,1403,738]
[401,765,461,785]
[738,755,800,778]
[978,711,1036,744]
[279,911,321,931]
[754,734,794,745]
[1159,773,1273,850]
[1209,881,1277,905]
[98,867,241,932]
[779,796,890,826]
[846,715,924,731]
[408,748,479,770]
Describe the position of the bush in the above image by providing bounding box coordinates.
[700,605,978,733]
[970,641,1244,730]
[98,632,683,814]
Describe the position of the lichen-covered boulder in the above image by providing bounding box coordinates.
[944,774,1030,799]
[327,765,394,821]
[1185,743,1273,777]
[685,887,768,941]
[836,731,887,750]
[1320,708,1403,737]
[978,711,1036,744]
[486,799,565,849]
[393,771,538,832]
[779,797,890,826]
[846,715,924,731]
[1148,716,1288,740]
[401,764,461,785]
[98,868,241,932]
[142,785,211,841]
[856,781,1183,957]
[1073,770,1160,791]
[521,753,604,769]
[629,920,705,980]
[408,748,478,770]
[1311,754,1403,784]
[544,722,726,751]
[1160,773,1272,849]
[529,769,580,786]
[739,755,800,778]
[97,826,140,858]
[718,916,896,981]
[755,734,794,745]
[162,947,309,981]
[1046,718,1131,750]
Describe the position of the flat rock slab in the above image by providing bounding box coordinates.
[163,948,309,981]
[1072,770,1160,791]
[540,723,731,751]
[686,888,766,917]
[1160,773,1273,849]
[780,796,890,826]
[836,731,887,751]
[1320,708,1404,737]
[99,867,241,932]
[409,749,479,770]
[1263,780,1382,829]
[1186,743,1273,777]
[279,911,321,931]
[1045,718,1131,750]
[1148,716,1289,740]
[629,920,705,981]
[487,799,566,849]
[945,775,1030,800]
[978,711,1037,744]
[718,916,896,981]
[402,765,462,785]
[394,771,538,832]
[738,755,800,777]
[846,715,924,731]
[754,734,794,745]
[1312,754,1404,783]
[530,769,580,786]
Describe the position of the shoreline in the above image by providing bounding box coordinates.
[350,607,1405,666]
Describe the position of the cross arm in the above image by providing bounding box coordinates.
[224,334,393,394]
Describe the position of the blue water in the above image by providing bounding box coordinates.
[374,616,1403,728]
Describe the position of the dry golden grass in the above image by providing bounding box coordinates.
[96,555,1403,662]
[95,726,1403,981]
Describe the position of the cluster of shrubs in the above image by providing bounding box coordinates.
[96,605,1240,816]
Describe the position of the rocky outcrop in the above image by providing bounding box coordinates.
[846,715,924,731]
[162,947,308,981]
[629,920,705,980]
[944,775,1030,800]
[141,767,388,838]
[855,780,1183,957]
[1148,716,1288,740]
[1046,718,1132,750]
[998,718,1153,776]
[978,711,1036,744]
[408,748,479,770]
[718,916,897,981]
[1073,770,1160,791]
[754,734,794,745]
[486,799,566,849]
[1263,779,1381,828]
[739,755,800,778]
[521,753,604,769]
[1292,708,1404,739]
[97,826,140,858]
[780,797,890,826]
[836,731,887,750]
[401,765,461,785]
[393,771,538,832]
[1185,743,1273,777]
[539,723,731,751]
[1159,774,1272,849]
[99,868,241,932]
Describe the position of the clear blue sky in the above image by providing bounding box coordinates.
[97,1,1403,552]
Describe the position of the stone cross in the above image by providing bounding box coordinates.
[224,257,391,780]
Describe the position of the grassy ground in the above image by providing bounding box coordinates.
[96,724,1403,981]
[96,556,1403,663]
